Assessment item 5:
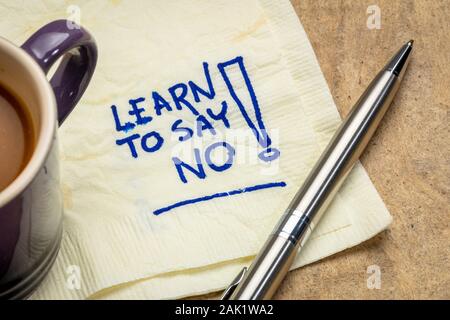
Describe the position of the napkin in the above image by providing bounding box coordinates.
[0,0,392,299]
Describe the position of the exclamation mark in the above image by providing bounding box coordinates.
[218,57,280,162]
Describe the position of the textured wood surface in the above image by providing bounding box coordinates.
[271,0,449,299]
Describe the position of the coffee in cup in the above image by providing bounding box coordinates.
[0,82,36,191]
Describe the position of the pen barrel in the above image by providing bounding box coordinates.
[229,235,297,300]
[230,70,402,300]
[282,70,400,232]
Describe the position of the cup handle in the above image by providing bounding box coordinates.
[21,20,97,125]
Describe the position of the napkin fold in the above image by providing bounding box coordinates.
[0,0,391,300]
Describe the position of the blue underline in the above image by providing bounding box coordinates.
[153,181,287,216]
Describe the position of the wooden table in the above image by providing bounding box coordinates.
[271,0,449,299]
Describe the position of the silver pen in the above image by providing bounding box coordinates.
[222,40,413,300]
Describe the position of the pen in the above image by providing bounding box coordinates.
[222,40,413,300]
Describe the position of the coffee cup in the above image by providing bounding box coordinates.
[0,20,97,299]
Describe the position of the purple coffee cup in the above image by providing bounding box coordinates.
[0,20,97,299]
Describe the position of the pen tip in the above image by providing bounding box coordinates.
[384,40,413,77]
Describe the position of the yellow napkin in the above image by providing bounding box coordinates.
[0,0,391,299]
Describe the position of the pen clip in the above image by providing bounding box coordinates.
[221,267,247,300]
